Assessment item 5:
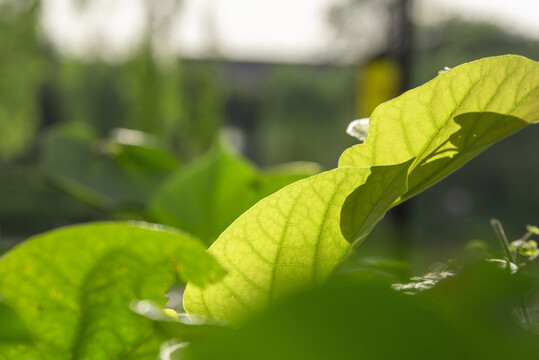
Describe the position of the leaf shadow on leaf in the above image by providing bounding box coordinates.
[0,303,32,343]
[403,112,529,202]
[340,160,413,245]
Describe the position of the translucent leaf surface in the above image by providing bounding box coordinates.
[184,161,411,323]
[184,55,539,324]
[0,222,224,359]
[339,55,539,202]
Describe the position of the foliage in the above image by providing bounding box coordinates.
[0,0,222,166]
[0,0,44,162]
[41,122,180,210]
[0,55,537,359]
[41,125,318,242]
[0,302,32,343]
[149,143,320,244]
[185,262,539,360]
[184,55,539,323]
[0,222,224,359]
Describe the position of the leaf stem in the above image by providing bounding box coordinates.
[520,300,532,331]
[490,218,515,263]
[521,229,533,242]
[490,218,532,330]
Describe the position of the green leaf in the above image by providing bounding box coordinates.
[41,123,179,210]
[149,144,318,244]
[185,264,539,360]
[185,281,492,360]
[149,144,258,243]
[0,302,32,343]
[183,161,411,323]
[339,55,539,202]
[0,222,224,359]
[183,55,539,324]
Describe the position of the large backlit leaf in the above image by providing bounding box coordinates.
[0,222,224,359]
[339,55,539,202]
[184,161,411,323]
[184,55,539,324]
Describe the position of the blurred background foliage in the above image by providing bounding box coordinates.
[0,0,538,266]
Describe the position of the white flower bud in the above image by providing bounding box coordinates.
[346,118,370,142]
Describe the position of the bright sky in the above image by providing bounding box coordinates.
[39,0,539,62]
[430,0,539,36]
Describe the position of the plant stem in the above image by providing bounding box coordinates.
[521,230,533,242]
[490,218,532,330]
[520,300,532,331]
[490,218,515,263]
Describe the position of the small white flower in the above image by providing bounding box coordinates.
[346,118,370,142]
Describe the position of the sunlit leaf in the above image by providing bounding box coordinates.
[184,55,539,324]
[183,161,411,323]
[339,55,539,203]
[0,222,224,359]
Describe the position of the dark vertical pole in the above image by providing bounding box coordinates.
[392,0,412,92]
[388,0,413,259]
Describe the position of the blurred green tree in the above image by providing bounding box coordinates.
[0,0,45,162]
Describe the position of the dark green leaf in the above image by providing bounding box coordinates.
[149,144,318,244]
[41,123,179,210]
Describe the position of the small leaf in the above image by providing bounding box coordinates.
[526,225,539,235]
